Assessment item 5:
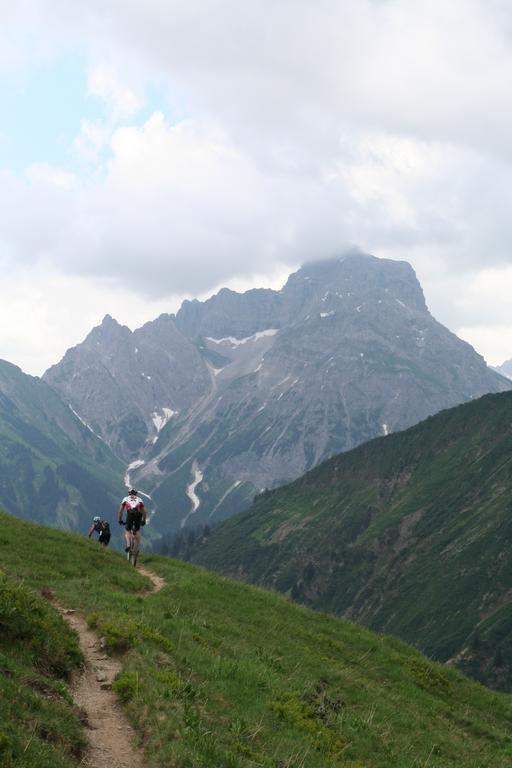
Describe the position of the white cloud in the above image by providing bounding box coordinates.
[458,325,512,367]
[25,163,75,190]
[0,266,178,375]
[88,61,141,120]
[2,1,512,367]
[0,111,355,296]
[73,119,110,163]
[0,261,289,376]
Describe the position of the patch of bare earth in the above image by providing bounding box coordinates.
[58,566,165,768]
[138,565,166,593]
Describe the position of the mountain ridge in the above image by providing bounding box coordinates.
[183,389,512,691]
[43,253,510,535]
[0,357,124,531]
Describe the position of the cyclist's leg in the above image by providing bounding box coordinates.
[132,513,142,546]
[125,513,133,550]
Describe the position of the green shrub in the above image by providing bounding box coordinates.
[271,690,346,754]
[405,657,452,697]
[86,612,100,629]
[0,732,13,758]
[155,667,199,702]
[113,670,140,702]
[101,619,137,653]
[95,615,173,654]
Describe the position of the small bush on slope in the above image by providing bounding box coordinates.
[0,570,85,767]
[2,511,512,766]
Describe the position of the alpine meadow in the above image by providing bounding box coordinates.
[4,511,512,768]
[5,3,512,767]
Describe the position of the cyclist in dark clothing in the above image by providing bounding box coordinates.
[88,516,111,546]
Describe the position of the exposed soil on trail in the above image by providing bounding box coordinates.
[138,565,166,593]
[58,565,165,768]
[63,610,144,768]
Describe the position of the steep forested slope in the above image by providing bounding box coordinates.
[0,359,124,531]
[3,511,512,766]
[186,391,512,691]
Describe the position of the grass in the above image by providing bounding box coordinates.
[3,512,512,766]
[186,391,512,690]
[0,569,85,767]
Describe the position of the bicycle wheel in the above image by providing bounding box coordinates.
[132,538,140,567]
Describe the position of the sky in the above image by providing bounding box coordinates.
[2,0,512,373]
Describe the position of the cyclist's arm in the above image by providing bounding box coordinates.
[139,501,147,524]
[118,502,125,524]
[87,524,94,538]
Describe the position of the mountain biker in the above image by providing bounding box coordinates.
[88,516,111,546]
[118,488,147,553]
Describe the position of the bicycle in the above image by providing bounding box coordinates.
[120,520,140,567]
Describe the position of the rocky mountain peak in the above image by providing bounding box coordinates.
[282,254,427,315]
[176,285,282,339]
[44,253,510,532]
[91,314,130,340]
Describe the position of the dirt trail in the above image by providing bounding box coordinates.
[59,565,165,768]
[138,565,166,593]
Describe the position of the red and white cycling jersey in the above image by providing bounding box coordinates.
[121,495,144,512]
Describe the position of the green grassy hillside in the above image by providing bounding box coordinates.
[0,569,85,767]
[184,391,512,692]
[4,512,512,766]
[0,359,124,532]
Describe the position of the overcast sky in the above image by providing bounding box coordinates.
[2,0,512,373]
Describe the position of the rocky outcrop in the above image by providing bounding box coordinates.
[44,313,211,456]
[44,253,510,533]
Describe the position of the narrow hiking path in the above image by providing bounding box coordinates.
[138,564,166,593]
[58,564,165,768]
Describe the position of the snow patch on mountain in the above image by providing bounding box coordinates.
[206,363,224,376]
[205,329,279,347]
[68,404,103,440]
[124,459,145,488]
[209,480,242,518]
[152,408,177,433]
[182,463,204,528]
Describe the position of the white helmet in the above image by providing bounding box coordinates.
[93,516,101,522]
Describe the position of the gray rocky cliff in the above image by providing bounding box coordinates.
[43,253,511,534]
[44,313,211,457]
